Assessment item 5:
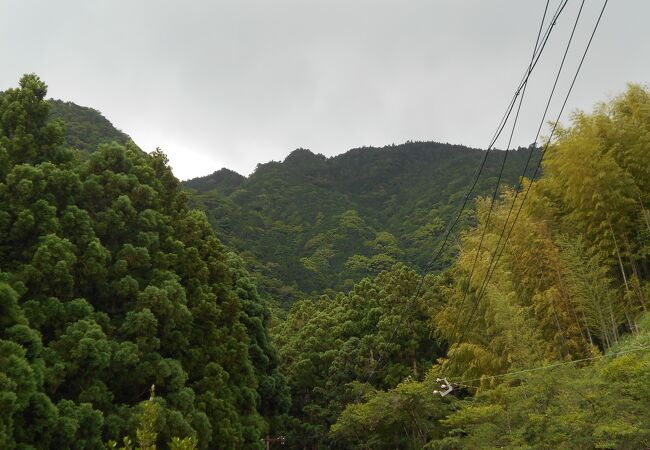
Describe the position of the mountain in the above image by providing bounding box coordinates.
[42,98,541,306]
[48,99,133,154]
[185,142,541,304]
[184,167,246,195]
[4,73,648,450]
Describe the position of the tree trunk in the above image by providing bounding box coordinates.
[554,259,590,348]
[636,190,650,233]
[551,299,567,359]
[583,312,595,348]
[608,301,618,347]
[624,235,647,311]
[608,217,631,294]
[607,217,637,332]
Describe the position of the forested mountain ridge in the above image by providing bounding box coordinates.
[3,71,648,449]
[184,168,246,195]
[47,99,134,155]
[185,143,540,304]
[39,96,543,306]
[276,84,650,448]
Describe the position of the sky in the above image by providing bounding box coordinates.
[1,0,648,180]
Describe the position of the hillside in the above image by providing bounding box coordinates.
[1,74,289,449]
[2,73,649,449]
[48,99,134,154]
[272,85,650,448]
[185,143,540,304]
[42,98,541,306]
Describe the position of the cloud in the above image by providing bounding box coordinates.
[1,0,647,179]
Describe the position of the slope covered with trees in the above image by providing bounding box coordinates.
[280,84,650,448]
[0,75,289,449]
[272,264,449,446]
[3,72,648,449]
[48,99,134,155]
[186,143,540,305]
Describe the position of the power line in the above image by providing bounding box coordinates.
[364,0,568,385]
[362,0,567,385]
[445,0,589,377]
[461,0,606,353]
[482,0,565,160]
[422,0,568,276]
[451,345,649,388]
[444,0,609,378]
[443,0,551,358]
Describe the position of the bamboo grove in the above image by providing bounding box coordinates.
[277,84,650,448]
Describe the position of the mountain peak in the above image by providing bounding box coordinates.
[284,148,326,164]
[183,167,246,193]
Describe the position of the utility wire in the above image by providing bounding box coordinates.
[457,0,603,356]
[482,0,564,160]
[451,344,649,388]
[444,0,608,379]
[443,0,551,358]
[362,0,566,385]
[445,0,588,376]
[423,0,567,276]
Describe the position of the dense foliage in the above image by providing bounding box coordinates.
[320,84,650,448]
[48,100,133,156]
[272,264,448,447]
[2,72,648,449]
[186,143,540,306]
[331,317,650,450]
[0,75,289,449]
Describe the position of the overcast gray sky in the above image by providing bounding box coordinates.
[1,0,647,179]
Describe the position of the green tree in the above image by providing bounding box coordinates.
[0,74,289,448]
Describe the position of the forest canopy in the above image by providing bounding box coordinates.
[0,74,289,449]
[1,73,648,449]
[305,84,650,448]
[185,142,540,306]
